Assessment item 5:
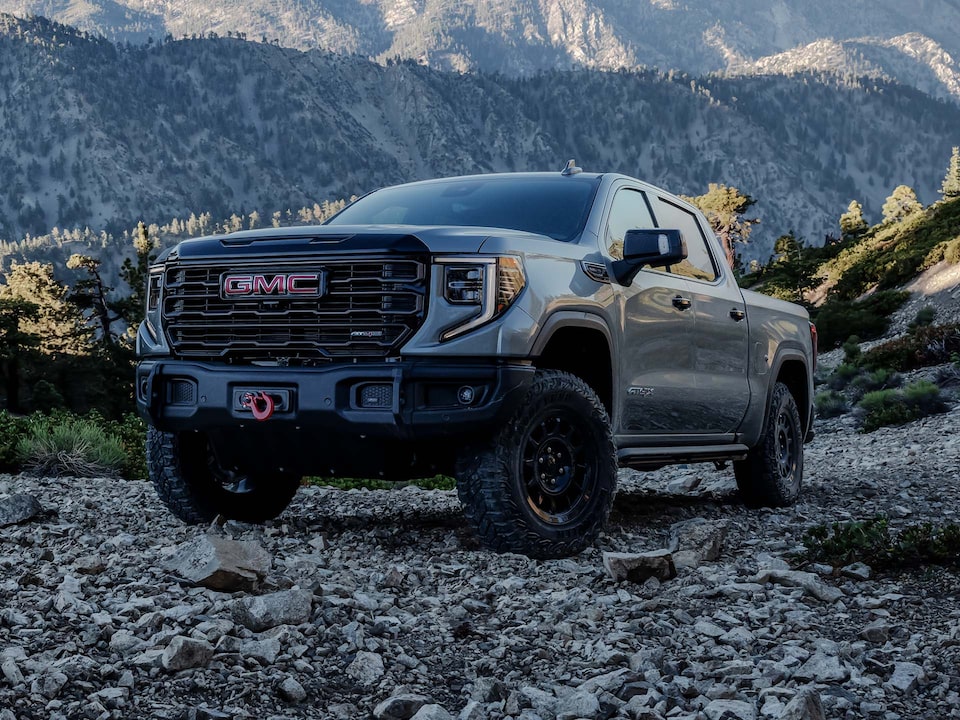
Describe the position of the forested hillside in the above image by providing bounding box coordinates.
[1,14,959,266]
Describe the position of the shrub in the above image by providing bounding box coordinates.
[861,323,960,371]
[908,306,936,332]
[813,291,910,349]
[848,367,902,402]
[827,363,860,390]
[814,390,848,418]
[0,411,31,472]
[798,516,960,572]
[96,412,148,480]
[16,414,127,478]
[842,336,861,364]
[934,364,960,389]
[30,379,65,413]
[856,380,948,432]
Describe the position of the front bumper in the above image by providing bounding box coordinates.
[136,359,535,440]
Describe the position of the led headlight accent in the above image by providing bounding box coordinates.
[436,256,526,341]
[144,265,164,340]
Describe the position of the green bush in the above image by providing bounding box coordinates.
[862,323,960,371]
[30,379,65,413]
[908,306,936,332]
[848,367,903,402]
[827,363,860,390]
[0,411,31,472]
[814,390,848,418]
[842,336,862,364]
[17,414,127,478]
[813,291,910,349]
[856,380,948,432]
[798,516,960,572]
[96,412,147,480]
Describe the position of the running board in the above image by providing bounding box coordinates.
[618,444,750,470]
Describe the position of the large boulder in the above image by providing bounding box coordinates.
[230,589,313,631]
[603,550,677,583]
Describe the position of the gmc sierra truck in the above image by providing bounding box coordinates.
[137,166,816,559]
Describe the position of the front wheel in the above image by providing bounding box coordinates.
[147,428,300,524]
[734,381,804,508]
[456,370,617,559]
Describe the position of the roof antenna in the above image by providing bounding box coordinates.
[560,159,582,176]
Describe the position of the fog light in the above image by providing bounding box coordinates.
[360,384,392,408]
[458,386,476,405]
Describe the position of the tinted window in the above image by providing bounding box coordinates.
[327,176,601,242]
[653,197,719,282]
[605,189,655,260]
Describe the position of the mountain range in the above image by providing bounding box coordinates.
[2,0,960,103]
[0,9,958,266]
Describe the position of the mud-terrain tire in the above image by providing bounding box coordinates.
[147,427,300,524]
[456,370,617,559]
[734,381,803,508]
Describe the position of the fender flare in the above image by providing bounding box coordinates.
[530,310,614,358]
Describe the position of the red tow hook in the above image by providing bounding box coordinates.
[241,391,276,421]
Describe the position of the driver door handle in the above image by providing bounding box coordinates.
[672,295,692,311]
[729,308,746,321]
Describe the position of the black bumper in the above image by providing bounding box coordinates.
[136,359,535,440]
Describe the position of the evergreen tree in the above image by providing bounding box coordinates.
[0,298,39,412]
[839,200,868,238]
[685,183,758,270]
[882,185,922,223]
[0,261,90,357]
[942,146,960,200]
[67,254,122,349]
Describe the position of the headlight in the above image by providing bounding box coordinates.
[436,256,526,341]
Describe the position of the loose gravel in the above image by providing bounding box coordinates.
[2,403,960,720]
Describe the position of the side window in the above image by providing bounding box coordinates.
[653,197,719,282]
[605,189,655,260]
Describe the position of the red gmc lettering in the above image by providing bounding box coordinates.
[224,275,253,295]
[287,274,318,294]
[252,275,285,294]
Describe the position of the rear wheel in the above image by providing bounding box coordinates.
[147,427,300,524]
[734,381,803,508]
[456,370,617,559]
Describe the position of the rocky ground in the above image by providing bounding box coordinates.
[2,406,960,720]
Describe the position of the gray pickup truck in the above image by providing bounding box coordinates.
[137,166,816,558]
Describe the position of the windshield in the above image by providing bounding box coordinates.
[326,175,601,242]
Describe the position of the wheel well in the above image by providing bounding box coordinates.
[777,360,810,429]
[535,327,612,415]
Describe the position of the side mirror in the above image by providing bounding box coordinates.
[612,229,687,285]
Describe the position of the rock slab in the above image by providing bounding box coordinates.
[0,494,42,527]
[165,533,271,592]
[230,589,313,631]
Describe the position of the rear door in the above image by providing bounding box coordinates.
[650,196,751,434]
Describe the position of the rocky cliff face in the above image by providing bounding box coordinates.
[4,0,960,102]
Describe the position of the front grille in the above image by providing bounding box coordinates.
[161,257,427,361]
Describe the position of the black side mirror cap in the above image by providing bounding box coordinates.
[612,229,687,285]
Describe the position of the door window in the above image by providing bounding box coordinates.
[605,189,656,260]
[653,198,719,282]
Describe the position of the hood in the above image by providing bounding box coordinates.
[168,225,512,260]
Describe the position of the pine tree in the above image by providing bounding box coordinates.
[0,298,40,412]
[839,200,868,238]
[881,185,922,223]
[685,183,758,270]
[0,261,90,357]
[942,146,960,200]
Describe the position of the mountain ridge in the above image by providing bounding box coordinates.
[0,13,958,265]
[3,0,960,103]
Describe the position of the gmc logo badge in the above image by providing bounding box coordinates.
[220,272,325,298]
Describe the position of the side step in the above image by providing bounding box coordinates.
[618,444,750,470]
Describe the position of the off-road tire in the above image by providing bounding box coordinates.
[734,381,803,508]
[456,370,617,559]
[147,427,300,524]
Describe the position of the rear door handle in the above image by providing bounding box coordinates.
[672,295,692,311]
[730,308,746,322]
